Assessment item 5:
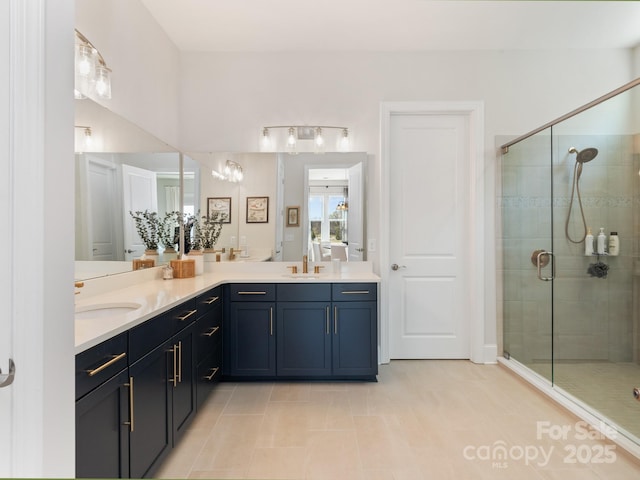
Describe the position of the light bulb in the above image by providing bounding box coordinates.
[84,128,93,149]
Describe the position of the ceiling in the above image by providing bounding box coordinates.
[140,0,640,53]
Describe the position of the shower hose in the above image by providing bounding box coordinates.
[565,161,587,244]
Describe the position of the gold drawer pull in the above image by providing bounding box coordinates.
[124,376,134,432]
[177,309,197,321]
[204,367,219,381]
[203,296,219,304]
[341,290,370,295]
[203,326,220,337]
[237,291,267,295]
[86,352,126,377]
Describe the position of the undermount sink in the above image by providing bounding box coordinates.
[282,273,322,280]
[75,302,142,320]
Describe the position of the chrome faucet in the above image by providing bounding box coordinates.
[302,255,308,274]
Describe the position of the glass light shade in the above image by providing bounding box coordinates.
[76,44,95,77]
[261,128,271,151]
[286,127,297,154]
[94,65,111,99]
[314,127,325,154]
[339,128,350,151]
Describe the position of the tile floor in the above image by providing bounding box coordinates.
[154,360,640,479]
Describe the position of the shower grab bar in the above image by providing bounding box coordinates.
[536,251,555,282]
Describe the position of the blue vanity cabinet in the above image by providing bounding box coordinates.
[331,283,378,379]
[227,283,276,377]
[194,286,223,408]
[128,298,197,478]
[276,283,332,377]
[75,332,130,479]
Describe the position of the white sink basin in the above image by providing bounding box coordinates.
[282,274,322,280]
[75,302,142,320]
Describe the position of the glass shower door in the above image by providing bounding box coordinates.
[501,129,554,382]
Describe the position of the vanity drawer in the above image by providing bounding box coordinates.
[196,300,222,363]
[229,283,276,302]
[196,286,222,315]
[332,283,377,302]
[129,310,172,363]
[277,283,331,302]
[76,332,128,400]
[169,297,198,335]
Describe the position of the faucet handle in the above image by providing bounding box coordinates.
[313,265,324,274]
[287,265,298,274]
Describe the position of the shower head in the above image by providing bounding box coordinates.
[568,147,599,163]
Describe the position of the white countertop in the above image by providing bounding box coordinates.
[75,261,380,354]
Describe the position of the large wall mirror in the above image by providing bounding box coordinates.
[188,151,367,263]
[74,99,198,280]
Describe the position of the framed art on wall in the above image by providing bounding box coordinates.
[246,196,269,223]
[207,197,231,223]
[286,206,299,227]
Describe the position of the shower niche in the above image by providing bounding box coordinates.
[500,78,640,452]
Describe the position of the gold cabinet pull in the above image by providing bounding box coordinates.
[203,296,219,304]
[177,309,197,322]
[86,352,126,377]
[124,376,134,432]
[334,306,338,334]
[269,307,273,336]
[237,291,267,295]
[340,290,370,295]
[177,341,182,384]
[204,367,219,381]
[170,345,178,387]
[326,306,330,335]
[202,326,219,337]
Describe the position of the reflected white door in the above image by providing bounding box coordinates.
[347,162,364,261]
[389,113,471,358]
[122,164,157,260]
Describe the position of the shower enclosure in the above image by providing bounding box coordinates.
[500,78,640,451]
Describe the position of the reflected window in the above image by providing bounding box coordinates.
[309,190,347,244]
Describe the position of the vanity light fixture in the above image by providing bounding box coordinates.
[74,29,112,100]
[74,125,93,151]
[260,125,350,153]
[212,159,244,183]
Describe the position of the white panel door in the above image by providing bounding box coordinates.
[389,113,471,358]
[122,164,158,260]
[347,162,364,261]
[83,156,120,260]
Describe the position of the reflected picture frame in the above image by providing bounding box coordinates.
[207,197,231,223]
[286,206,299,227]
[246,196,269,223]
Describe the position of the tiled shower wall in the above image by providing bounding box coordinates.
[501,132,637,365]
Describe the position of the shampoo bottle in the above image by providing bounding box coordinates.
[608,232,619,256]
[597,227,606,255]
[585,228,594,256]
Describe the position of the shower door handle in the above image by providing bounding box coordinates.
[536,250,555,282]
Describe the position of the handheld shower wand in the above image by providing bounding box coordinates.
[565,147,598,244]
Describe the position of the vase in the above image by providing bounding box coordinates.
[143,249,159,266]
[203,248,217,263]
[187,249,204,275]
[161,246,178,263]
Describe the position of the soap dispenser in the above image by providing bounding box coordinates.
[584,228,594,256]
[608,232,619,256]
[596,227,606,255]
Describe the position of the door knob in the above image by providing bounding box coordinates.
[633,387,640,401]
[0,358,16,388]
[125,249,135,254]
[391,264,406,271]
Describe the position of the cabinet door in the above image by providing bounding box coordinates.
[129,342,172,478]
[229,301,275,376]
[332,301,378,378]
[277,302,331,377]
[170,322,197,445]
[76,369,130,479]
